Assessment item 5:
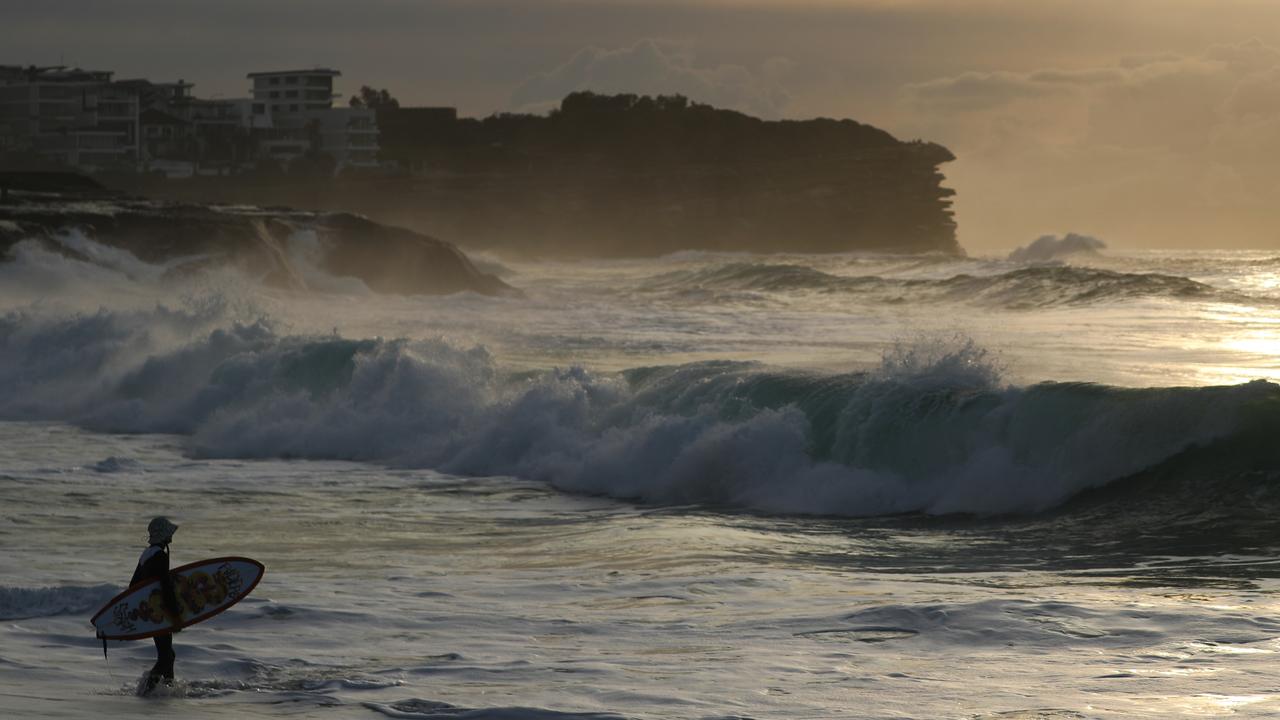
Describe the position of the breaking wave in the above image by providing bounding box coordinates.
[0,584,119,620]
[1007,233,1107,263]
[2,302,1278,518]
[643,262,1232,308]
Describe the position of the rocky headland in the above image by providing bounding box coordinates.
[109,92,961,258]
[0,172,513,296]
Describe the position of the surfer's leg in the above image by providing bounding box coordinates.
[155,633,176,680]
[142,636,164,694]
[142,633,175,694]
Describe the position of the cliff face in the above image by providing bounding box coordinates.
[382,92,960,256]
[0,174,513,296]
[108,93,961,257]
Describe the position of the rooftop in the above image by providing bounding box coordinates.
[0,65,114,82]
[246,68,340,78]
[116,78,195,89]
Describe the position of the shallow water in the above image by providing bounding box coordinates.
[2,236,1280,717]
[5,425,1280,718]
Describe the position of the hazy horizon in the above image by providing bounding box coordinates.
[5,0,1280,252]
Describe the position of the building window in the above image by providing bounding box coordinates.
[286,90,297,98]
[290,104,299,112]
[269,77,279,85]
[253,103,265,114]
[286,76,298,85]
[269,91,279,99]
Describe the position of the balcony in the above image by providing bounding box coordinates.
[76,132,130,150]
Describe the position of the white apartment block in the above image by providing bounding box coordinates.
[247,68,379,170]
[249,68,339,115]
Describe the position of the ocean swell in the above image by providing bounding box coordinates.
[2,304,1277,518]
[642,262,1231,308]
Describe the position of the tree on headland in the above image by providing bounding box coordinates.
[349,86,400,110]
[367,90,958,254]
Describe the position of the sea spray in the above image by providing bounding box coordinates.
[1008,233,1107,263]
[2,303,1275,517]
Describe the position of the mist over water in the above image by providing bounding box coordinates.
[4,230,1280,718]
[4,231,1280,516]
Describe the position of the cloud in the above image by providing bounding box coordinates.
[904,67,1123,111]
[906,40,1280,162]
[510,39,793,118]
[897,40,1280,249]
[904,44,1279,149]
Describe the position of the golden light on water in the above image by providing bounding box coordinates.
[1182,301,1280,386]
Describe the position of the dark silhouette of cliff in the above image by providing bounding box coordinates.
[110,92,960,257]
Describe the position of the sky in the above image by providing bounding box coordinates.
[4,0,1280,252]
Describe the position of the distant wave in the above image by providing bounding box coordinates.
[1008,233,1107,263]
[2,303,1277,518]
[0,584,118,620]
[364,699,622,719]
[643,262,1232,307]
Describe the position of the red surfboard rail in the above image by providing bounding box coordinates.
[90,556,265,641]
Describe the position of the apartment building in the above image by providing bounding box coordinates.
[0,65,380,174]
[0,65,139,170]
[249,68,339,115]
[247,68,380,170]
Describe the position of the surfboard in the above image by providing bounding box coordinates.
[90,556,264,641]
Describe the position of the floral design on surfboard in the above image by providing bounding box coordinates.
[108,563,244,634]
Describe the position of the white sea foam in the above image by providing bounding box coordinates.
[283,228,374,295]
[0,296,1270,516]
[3,236,1280,516]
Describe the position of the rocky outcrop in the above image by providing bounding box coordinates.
[108,92,961,258]
[0,173,513,296]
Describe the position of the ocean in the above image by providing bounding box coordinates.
[2,232,1279,718]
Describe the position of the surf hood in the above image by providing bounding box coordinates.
[148,516,179,546]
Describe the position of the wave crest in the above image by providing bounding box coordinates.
[642,262,1227,308]
[3,306,1276,518]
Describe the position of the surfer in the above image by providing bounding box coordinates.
[133,516,182,694]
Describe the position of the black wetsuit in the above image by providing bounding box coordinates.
[132,544,180,685]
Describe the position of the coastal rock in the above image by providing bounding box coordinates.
[108,92,962,258]
[0,173,514,296]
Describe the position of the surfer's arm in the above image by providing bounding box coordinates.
[135,547,182,621]
[160,572,181,616]
[157,556,182,621]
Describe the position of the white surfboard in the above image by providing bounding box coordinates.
[90,556,264,641]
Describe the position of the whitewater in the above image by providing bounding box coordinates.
[2,231,1280,718]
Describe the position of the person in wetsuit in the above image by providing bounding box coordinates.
[132,516,182,693]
